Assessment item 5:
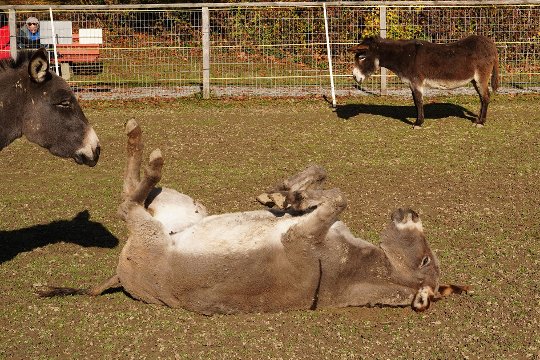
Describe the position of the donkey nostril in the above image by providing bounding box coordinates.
[94,145,101,159]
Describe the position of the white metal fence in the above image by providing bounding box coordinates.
[2,1,540,99]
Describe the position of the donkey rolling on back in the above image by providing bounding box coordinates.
[0,48,100,166]
[349,35,499,128]
[36,120,468,315]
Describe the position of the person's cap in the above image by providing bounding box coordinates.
[26,17,39,25]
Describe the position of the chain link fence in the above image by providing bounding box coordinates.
[2,2,540,99]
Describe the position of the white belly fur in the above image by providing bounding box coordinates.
[169,210,299,256]
[423,77,473,90]
[148,188,207,234]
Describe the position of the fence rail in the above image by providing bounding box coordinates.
[2,1,539,100]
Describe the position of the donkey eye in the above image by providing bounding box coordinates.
[420,256,431,268]
[57,100,71,108]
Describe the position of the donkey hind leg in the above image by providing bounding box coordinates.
[410,85,425,129]
[123,119,144,201]
[472,77,490,127]
[257,165,327,209]
[35,274,121,298]
[118,117,164,220]
[129,149,164,204]
[118,148,164,220]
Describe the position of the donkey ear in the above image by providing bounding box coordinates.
[28,48,50,83]
[348,44,369,53]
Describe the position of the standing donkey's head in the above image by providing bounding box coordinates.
[1,48,100,166]
[348,37,381,84]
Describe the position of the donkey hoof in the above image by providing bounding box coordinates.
[391,208,419,223]
[125,118,141,135]
[473,123,484,128]
[149,149,164,166]
[270,192,288,209]
[256,193,274,207]
[391,208,423,232]
[412,125,423,130]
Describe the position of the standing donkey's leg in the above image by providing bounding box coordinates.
[410,84,425,128]
[472,74,490,127]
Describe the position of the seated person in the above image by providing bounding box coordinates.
[17,16,41,49]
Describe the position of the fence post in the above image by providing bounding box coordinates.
[379,5,387,95]
[8,8,17,60]
[202,7,210,99]
[49,8,60,76]
[323,3,336,108]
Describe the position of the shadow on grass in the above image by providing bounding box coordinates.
[0,210,118,263]
[335,102,477,125]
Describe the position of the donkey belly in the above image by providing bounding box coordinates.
[169,210,297,255]
[424,77,472,90]
[163,211,318,313]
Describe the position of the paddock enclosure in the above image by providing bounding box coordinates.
[1,1,540,358]
[1,1,540,99]
[1,95,539,358]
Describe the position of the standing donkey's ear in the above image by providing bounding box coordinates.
[28,48,50,83]
[348,44,369,53]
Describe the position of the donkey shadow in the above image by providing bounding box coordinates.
[0,210,118,263]
[335,102,477,125]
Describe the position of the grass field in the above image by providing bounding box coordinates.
[1,94,539,359]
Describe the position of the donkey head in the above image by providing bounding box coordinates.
[20,49,100,166]
[349,37,381,84]
[379,208,441,310]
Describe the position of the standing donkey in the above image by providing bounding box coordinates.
[349,35,499,128]
[0,48,100,166]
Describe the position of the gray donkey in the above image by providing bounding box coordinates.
[36,119,467,314]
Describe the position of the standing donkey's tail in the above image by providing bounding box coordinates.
[491,56,499,93]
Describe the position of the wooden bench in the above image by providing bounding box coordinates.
[51,34,103,76]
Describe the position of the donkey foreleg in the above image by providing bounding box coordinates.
[410,85,425,128]
[278,165,327,193]
[282,188,347,252]
[257,165,327,208]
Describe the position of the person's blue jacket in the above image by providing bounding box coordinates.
[17,26,41,49]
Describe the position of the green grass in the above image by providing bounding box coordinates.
[1,94,539,358]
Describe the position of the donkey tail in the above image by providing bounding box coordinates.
[491,57,499,93]
[34,285,90,297]
[34,274,121,298]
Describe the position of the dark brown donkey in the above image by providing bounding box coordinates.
[349,35,499,128]
[0,48,100,166]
